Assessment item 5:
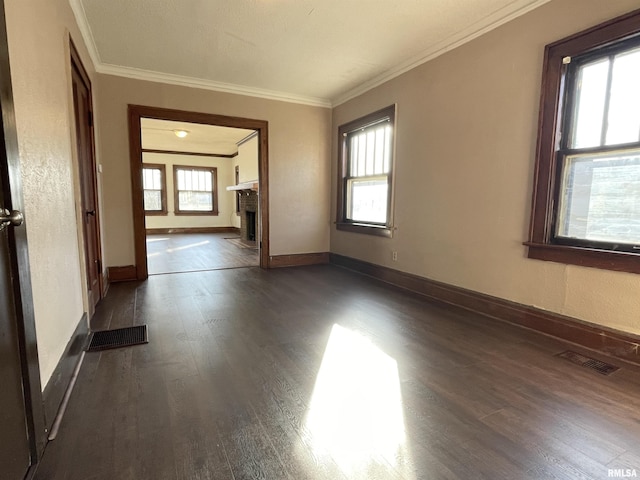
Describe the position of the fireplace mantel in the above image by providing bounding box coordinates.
[226,181,258,193]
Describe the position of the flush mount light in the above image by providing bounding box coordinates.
[173,129,189,138]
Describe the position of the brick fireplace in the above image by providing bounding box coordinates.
[239,191,258,243]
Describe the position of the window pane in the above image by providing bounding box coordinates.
[606,48,640,145]
[557,150,640,245]
[571,59,609,148]
[350,136,359,176]
[178,191,212,211]
[374,126,385,174]
[357,134,367,176]
[383,126,391,173]
[144,190,162,211]
[366,130,375,175]
[347,177,388,224]
[143,168,161,189]
[143,169,151,189]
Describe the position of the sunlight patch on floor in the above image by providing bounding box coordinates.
[166,240,210,253]
[305,324,414,478]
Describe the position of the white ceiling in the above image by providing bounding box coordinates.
[72,0,549,107]
[141,118,254,155]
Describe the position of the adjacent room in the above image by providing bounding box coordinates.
[139,118,260,274]
[3,0,640,479]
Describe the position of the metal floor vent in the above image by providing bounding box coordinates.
[556,350,619,375]
[87,325,148,352]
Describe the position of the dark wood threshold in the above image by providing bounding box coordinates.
[108,265,137,283]
[42,314,89,430]
[146,227,239,235]
[269,252,330,268]
[330,253,640,366]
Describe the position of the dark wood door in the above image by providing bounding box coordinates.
[71,47,101,312]
[0,209,31,478]
[0,206,30,480]
[0,15,31,480]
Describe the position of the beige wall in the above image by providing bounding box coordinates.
[143,152,237,229]
[96,75,331,264]
[331,0,640,336]
[5,0,98,385]
[231,135,259,229]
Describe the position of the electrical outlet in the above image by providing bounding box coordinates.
[392,251,398,261]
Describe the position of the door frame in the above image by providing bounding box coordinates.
[0,0,46,465]
[128,105,270,279]
[70,40,104,309]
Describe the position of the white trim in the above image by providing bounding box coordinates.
[95,64,332,108]
[331,0,552,106]
[70,0,550,109]
[69,0,102,68]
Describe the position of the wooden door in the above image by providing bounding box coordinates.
[0,7,32,480]
[0,205,30,480]
[71,45,102,312]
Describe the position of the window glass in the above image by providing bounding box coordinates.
[345,123,392,224]
[571,59,608,149]
[606,48,640,146]
[142,166,164,212]
[337,105,395,236]
[175,167,215,212]
[557,150,640,245]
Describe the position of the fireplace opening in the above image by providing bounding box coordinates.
[245,210,256,241]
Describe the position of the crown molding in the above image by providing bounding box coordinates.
[331,0,551,106]
[69,0,102,68]
[95,64,332,108]
[70,0,549,110]
[69,0,330,108]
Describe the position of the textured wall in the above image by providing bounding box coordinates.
[96,75,331,264]
[331,0,640,335]
[5,0,95,385]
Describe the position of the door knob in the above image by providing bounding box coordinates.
[86,210,96,216]
[0,209,23,231]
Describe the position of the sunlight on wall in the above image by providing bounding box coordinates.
[305,324,414,477]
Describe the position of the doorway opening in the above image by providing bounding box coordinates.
[129,106,270,280]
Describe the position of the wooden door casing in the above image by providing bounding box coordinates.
[71,42,102,312]
[0,1,46,477]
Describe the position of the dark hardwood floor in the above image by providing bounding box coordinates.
[34,265,640,479]
[146,233,258,275]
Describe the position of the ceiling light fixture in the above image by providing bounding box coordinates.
[173,129,189,138]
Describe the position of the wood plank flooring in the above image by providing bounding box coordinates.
[146,233,258,275]
[34,265,640,479]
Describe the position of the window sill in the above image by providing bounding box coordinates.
[525,242,640,274]
[174,211,219,216]
[336,222,394,238]
[144,211,168,216]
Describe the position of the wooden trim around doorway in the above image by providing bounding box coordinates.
[128,105,270,280]
[107,265,137,283]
